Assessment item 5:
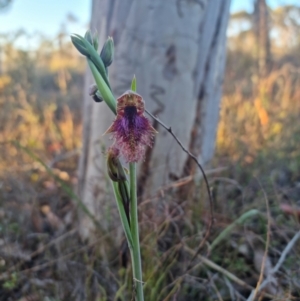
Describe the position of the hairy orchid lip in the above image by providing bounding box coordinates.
[124,106,137,122]
[104,91,157,162]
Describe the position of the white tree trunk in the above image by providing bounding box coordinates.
[78,0,231,240]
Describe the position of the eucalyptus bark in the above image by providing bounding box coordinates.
[78,0,231,240]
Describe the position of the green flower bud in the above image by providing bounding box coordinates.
[84,30,99,51]
[71,35,89,56]
[93,35,99,52]
[100,36,114,68]
[84,30,93,45]
[107,147,127,182]
[107,147,130,225]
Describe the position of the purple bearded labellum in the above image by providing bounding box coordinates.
[104,91,157,163]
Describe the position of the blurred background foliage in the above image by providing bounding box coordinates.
[218,1,300,179]
[0,1,300,300]
[0,27,84,169]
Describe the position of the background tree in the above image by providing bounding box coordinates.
[254,0,272,77]
[229,0,272,78]
[78,0,231,239]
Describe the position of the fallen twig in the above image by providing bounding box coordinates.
[246,230,300,301]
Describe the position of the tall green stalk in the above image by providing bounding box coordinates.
[129,162,144,301]
[72,33,145,300]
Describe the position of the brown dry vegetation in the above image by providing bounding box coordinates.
[1,4,300,301]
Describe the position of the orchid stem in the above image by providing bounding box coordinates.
[129,162,144,301]
[72,34,144,299]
